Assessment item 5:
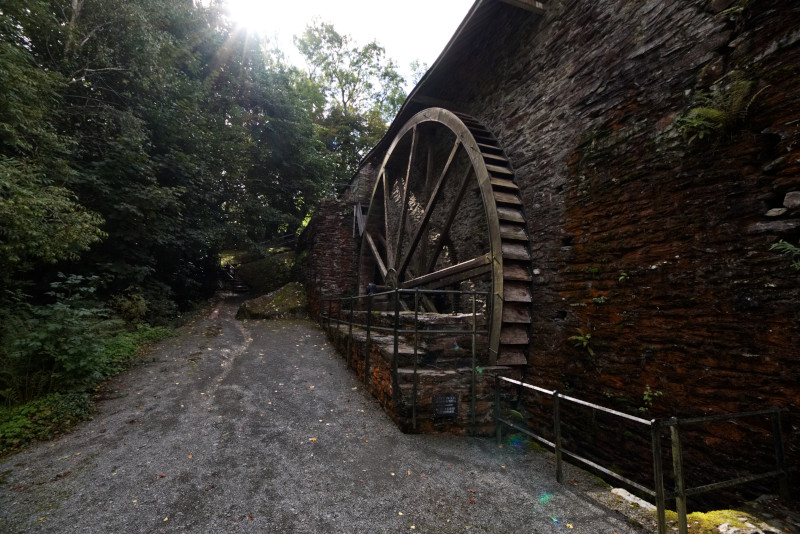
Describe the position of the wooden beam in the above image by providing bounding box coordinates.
[400,254,491,289]
[498,0,546,15]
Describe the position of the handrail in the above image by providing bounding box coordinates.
[493,375,789,534]
[319,287,492,432]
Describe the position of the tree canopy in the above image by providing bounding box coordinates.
[295,21,406,187]
[0,0,414,405]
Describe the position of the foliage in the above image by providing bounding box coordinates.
[568,327,595,356]
[0,34,105,278]
[1,275,110,400]
[295,21,406,185]
[678,73,767,144]
[638,385,662,412]
[0,392,93,457]
[0,1,407,413]
[770,239,800,271]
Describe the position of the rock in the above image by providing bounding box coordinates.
[610,488,656,511]
[765,208,788,217]
[783,191,800,209]
[747,220,800,234]
[236,282,308,320]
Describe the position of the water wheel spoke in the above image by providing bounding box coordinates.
[397,138,462,279]
[364,231,388,279]
[424,164,474,274]
[381,170,395,269]
[392,126,419,272]
[400,254,491,289]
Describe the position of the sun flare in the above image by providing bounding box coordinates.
[223,0,275,34]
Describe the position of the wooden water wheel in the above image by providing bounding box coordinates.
[358,108,532,366]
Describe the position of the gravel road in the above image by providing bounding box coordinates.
[1,294,646,533]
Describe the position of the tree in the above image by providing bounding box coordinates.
[0,8,105,280]
[294,21,406,186]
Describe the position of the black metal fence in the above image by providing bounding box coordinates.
[494,375,790,534]
[320,288,490,431]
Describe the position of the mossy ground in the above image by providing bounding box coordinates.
[657,508,771,533]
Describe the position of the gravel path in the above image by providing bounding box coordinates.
[1,294,645,533]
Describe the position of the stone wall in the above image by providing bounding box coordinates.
[306,0,800,497]
[300,199,359,317]
[432,0,800,493]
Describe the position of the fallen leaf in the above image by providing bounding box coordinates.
[469,489,476,493]
[468,497,475,504]
[163,517,169,522]
[158,473,166,478]
[188,454,193,459]
[248,515,254,521]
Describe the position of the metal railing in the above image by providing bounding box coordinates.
[319,288,490,431]
[494,375,790,534]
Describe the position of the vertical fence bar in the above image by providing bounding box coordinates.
[553,391,563,484]
[392,289,400,405]
[470,293,477,434]
[412,290,419,431]
[326,296,332,330]
[772,408,790,501]
[651,420,667,534]
[495,375,502,446]
[346,297,354,369]
[670,420,688,534]
[365,294,372,384]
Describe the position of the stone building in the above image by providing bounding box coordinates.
[304,0,799,496]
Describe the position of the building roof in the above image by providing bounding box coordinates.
[357,0,547,171]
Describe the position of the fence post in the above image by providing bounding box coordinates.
[335,296,341,331]
[495,375,502,446]
[365,294,372,384]
[772,408,790,501]
[670,419,688,534]
[392,289,400,406]
[412,290,419,431]
[470,292,477,434]
[651,420,667,534]
[553,391,563,484]
[346,297,354,369]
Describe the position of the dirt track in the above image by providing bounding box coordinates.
[0,294,646,533]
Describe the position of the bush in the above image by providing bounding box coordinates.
[1,275,109,400]
[101,324,171,375]
[0,392,93,457]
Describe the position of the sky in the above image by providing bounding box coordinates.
[224,0,475,84]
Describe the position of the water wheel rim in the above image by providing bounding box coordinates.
[359,107,531,365]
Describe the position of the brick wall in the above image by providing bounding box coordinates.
[437,0,800,493]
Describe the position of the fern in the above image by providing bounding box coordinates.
[771,240,800,271]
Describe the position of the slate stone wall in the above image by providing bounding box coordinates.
[442,0,800,492]
[305,0,800,495]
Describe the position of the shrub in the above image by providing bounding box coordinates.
[0,392,93,457]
